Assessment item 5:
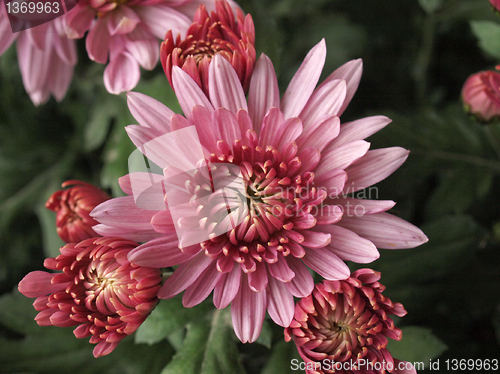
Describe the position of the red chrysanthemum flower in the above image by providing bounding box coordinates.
[284,269,415,374]
[45,180,110,243]
[18,237,162,357]
[461,70,500,123]
[160,0,255,95]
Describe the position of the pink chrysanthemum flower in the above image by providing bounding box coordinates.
[160,0,255,96]
[0,9,76,105]
[45,180,110,243]
[18,237,162,357]
[91,39,428,342]
[284,269,416,374]
[63,0,239,94]
[461,70,500,123]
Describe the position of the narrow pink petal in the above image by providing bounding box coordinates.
[124,30,159,70]
[281,39,326,119]
[296,115,340,152]
[248,54,280,133]
[329,115,392,148]
[275,118,303,153]
[17,33,50,93]
[134,4,191,39]
[0,6,17,55]
[47,55,74,102]
[93,224,162,242]
[318,59,363,116]
[259,108,285,148]
[25,23,48,50]
[266,276,294,327]
[333,197,396,216]
[107,6,140,35]
[268,254,295,282]
[315,140,370,179]
[344,147,409,192]
[127,92,173,132]
[93,341,119,358]
[314,169,347,197]
[297,147,321,174]
[172,66,213,119]
[285,257,314,298]
[86,18,110,64]
[104,51,140,94]
[183,263,222,307]
[53,29,77,65]
[299,230,331,248]
[394,360,417,374]
[248,263,268,292]
[213,108,242,146]
[336,212,429,249]
[158,252,213,299]
[299,80,346,131]
[18,271,65,298]
[90,196,156,230]
[315,204,344,225]
[302,247,350,280]
[119,172,165,196]
[231,274,266,343]
[65,3,95,39]
[209,54,248,113]
[128,233,197,267]
[320,225,380,263]
[213,264,241,309]
[191,105,218,154]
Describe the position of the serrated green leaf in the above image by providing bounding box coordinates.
[418,0,442,13]
[386,326,447,368]
[470,21,500,59]
[161,308,246,374]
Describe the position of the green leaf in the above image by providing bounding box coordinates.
[418,0,443,13]
[135,296,212,345]
[261,340,301,374]
[470,21,500,59]
[35,202,65,259]
[161,308,246,374]
[255,320,273,349]
[84,98,120,152]
[386,326,447,368]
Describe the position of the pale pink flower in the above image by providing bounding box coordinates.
[284,269,416,374]
[45,180,110,243]
[0,8,76,105]
[461,70,500,123]
[18,237,162,357]
[91,40,428,343]
[64,0,239,94]
[161,0,255,96]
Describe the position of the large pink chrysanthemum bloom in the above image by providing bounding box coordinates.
[18,237,162,357]
[91,39,428,343]
[461,70,500,123]
[284,269,416,374]
[63,0,239,94]
[161,0,255,96]
[0,8,76,105]
[45,180,111,243]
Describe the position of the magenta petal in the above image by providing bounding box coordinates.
[209,54,248,113]
[107,6,140,36]
[302,247,350,280]
[104,51,140,94]
[91,196,156,230]
[127,92,173,132]
[93,341,119,358]
[248,263,268,292]
[329,115,392,148]
[299,230,331,248]
[344,147,409,192]
[231,274,266,343]
[124,32,159,70]
[213,264,241,309]
[183,263,222,307]
[93,224,161,242]
[268,254,295,282]
[86,18,110,64]
[266,276,294,327]
[158,252,213,299]
[285,257,314,298]
[315,140,370,179]
[213,108,242,146]
[128,234,197,268]
[134,4,191,39]
[275,118,303,153]
[172,66,214,119]
[336,212,429,249]
[18,271,64,298]
[259,108,285,148]
[321,225,380,263]
[314,169,347,197]
[281,39,326,119]
[248,54,280,133]
[296,115,340,152]
[65,3,95,39]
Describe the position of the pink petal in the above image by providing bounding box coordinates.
[128,233,197,267]
[329,115,392,148]
[209,54,248,113]
[297,147,321,174]
[248,263,268,292]
[344,147,409,192]
[231,274,266,343]
[320,225,380,263]
[259,108,285,148]
[285,257,314,298]
[90,196,156,230]
[86,18,110,64]
[18,271,65,298]
[248,54,280,133]
[93,341,119,358]
[119,171,165,196]
[125,125,172,168]
[394,360,417,374]
[315,140,370,179]
[299,230,331,248]
[124,27,159,70]
[266,276,294,327]
[318,59,363,116]
[213,264,241,309]
[17,33,50,94]
[281,39,326,119]
[336,212,428,249]
[65,3,95,39]
[299,79,346,131]
[334,197,396,216]
[302,247,350,280]
[103,51,140,94]
[296,115,340,152]
[93,223,161,242]
[53,32,77,66]
[134,4,191,39]
[25,23,48,50]
[158,252,213,299]
[47,54,74,102]
[107,6,140,35]
[315,204,344,225]
[191,105,218,154]
[127,92,173,132]
[268,254,295,282]
[183,262,222,307]
[0,7,17,55]
[213,108,242,146]
[275,118,303,153]
[172,66,214,119]
[314,169,347,196]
